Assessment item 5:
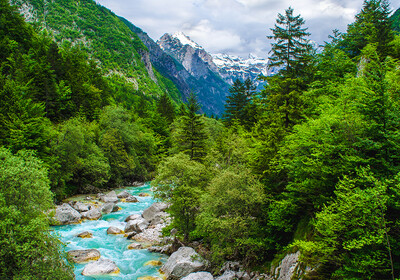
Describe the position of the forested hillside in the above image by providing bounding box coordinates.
[152,1,400,279]
[2,0,400,279]
[10,0,182,105]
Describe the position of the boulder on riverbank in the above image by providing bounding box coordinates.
[125,217,149,233]
[142,202,168,223]
[125,214,141,222]
[161,247,207,280]
[54,203,81,224]
[81,258,120,276]
[100,191,118,203]
[101,202,119,214]
[117,190,130,198]
[182,272,214,280]
[68,249,101,263]
[70,201,91,212]
[81,208,102,220]
[125,195,139,202]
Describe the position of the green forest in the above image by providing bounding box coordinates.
[2,0,400,278]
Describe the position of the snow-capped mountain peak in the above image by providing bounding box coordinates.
[171,31,203,50]
[212,53,269,77]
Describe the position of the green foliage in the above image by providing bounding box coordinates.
[295,169,395,279]
[152,153,211,240]
[341,0,394,59]
[98,105,157,185]
[197,167,267,265]
[0,147,74,279]
[51,117,110,198]
[268,6,313,77]
[173,93,208,162]
[223,79,257,129]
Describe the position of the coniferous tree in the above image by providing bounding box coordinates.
[223,78,257,129]
[267,6,313,78]
[341,0,394,59]
[264,7,313,129]
[156,92,175,124]
[180,93,208,162]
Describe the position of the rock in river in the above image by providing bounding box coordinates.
[81,208,102,220]
[76,231,93,238]
[68,249,101,263]
[107,226,124,235]
[81,258,120,276]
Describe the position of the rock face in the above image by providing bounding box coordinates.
[157,32,229,116]
[81,208,102,220]
[81,258,120,276]
[121,19,227,117]
[181,272,214,280]
[161,247,206,279]
[100,191,118,203]
[68,249,101,263]
[55,203,81,224]
[272,251,303,280]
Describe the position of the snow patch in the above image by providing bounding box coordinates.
[172,32,203,50]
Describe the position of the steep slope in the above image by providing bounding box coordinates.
[391,8,400,33]
[158,32,229,116]
[10,0,181,104]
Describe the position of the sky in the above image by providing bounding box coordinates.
[95,0,399,58]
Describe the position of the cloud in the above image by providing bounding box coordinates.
[95,0,379,58]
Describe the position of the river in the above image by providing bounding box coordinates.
[53,184,167,279]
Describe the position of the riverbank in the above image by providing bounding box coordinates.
[53,184,168,279]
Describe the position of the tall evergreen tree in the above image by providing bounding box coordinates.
[156,92,175,124]
[223,78,256,128]
[267,6,313,77]
[342,0,394,59]
[180,93,208,162]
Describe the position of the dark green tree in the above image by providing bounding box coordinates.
[267,6,313,77]
[156,92,175,124]
[223,78,256,129]
[341,0,394,59]
[180,93,208,162]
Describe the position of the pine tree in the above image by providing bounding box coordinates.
[180,93,208,162]
[267,7,313,78]
[156,92,175,124]
[342,0,394,59]
[223,78,257,128]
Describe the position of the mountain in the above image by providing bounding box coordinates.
[212,53,271,90]
[157,32,229,116]
[158,32,275,93]
[10,0,182,106]
[391,8,400,33]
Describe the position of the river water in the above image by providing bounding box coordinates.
[53,184,167,279]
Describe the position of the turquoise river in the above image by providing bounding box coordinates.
[53,184,167,279]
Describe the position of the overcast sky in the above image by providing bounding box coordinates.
[95,0,399,58]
